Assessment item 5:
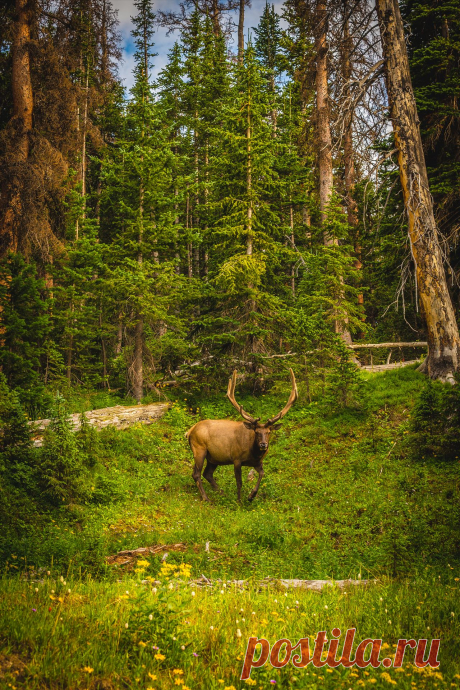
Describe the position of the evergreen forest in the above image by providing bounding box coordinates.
[1,0,460,688]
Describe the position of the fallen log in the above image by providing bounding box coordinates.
[31,402,170,447]
[106,543,186,566]
[361,359,421,372]
[350,341,427,350]
[139,575,376,591]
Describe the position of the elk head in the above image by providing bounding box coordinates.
[226,368,298,450]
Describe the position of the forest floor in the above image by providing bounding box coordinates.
[1,366,460,689]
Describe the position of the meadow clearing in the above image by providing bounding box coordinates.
[1,366,460,689]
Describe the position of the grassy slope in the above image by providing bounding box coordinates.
[1,366,460,689]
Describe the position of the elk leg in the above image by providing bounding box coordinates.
[248,463,265,502]
[234,463,243,504]
[203,461,222,492]
[191,447,210,502]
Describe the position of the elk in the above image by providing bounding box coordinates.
[185,369,298,502]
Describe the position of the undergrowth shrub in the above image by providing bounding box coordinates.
[0,374,34,490]
[323,340,365,411]
[409,375,460,460]
[37,395,90,505]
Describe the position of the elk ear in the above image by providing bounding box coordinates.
[271,423,283,430]
[243,421,257,430]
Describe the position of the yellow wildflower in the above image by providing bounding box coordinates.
[137,559,150,567]
[224,687,237,690]
[173,670,184,675]
[154,653,166,661]
[368,681,377,685]
[381,672,397,685]
[148,673,157,680]
[182,686,191,690]
[82,667,94,674]
[139,641,147,647]
[244,680,257,686]
[175,679,184,686]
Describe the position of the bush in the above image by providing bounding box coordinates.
[409,375,460,460]
[323,339,365,411]
[0,374,35,491]
[37,395,90,505]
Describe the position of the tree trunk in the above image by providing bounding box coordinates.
[246,91,253,257]
[116,313,123,354]
[376,0,460,382]
[133,317,143,401]
[12,0,33,161]
[290,204,295,298]
[342,5,364,320]
[238,0,245,65]
[315,0,333,241]
[315,0,352,345]
[211,0,221,37]
[0,0,34,253]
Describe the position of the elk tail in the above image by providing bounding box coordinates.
[184,424,197,444]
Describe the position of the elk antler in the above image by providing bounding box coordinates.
[226,370,260,424]
[265,368,298,426]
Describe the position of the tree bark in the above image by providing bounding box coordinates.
[315,0,352,345]
[0,0,34,253]
[246,87,253,257]
[376,0,460,382]
[13,0,33,161]
[133,317,143,402]
[211,0,222,37]
[238,0,245,65]
[342,4,363,319]
[315,0,333,241]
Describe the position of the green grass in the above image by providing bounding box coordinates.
[1,366,460,688]
[1,571,459,689]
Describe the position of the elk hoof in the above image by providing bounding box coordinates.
[248,493,255,502]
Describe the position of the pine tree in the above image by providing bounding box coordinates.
[254,2,283,129]
[0,253,50,400]
[101,0,187,398]
[199,42,287,366]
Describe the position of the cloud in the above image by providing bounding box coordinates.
[111,0,285,90]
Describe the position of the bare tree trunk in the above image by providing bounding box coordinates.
[133,158,144,401]
[186,192,192,279]
[67,300,73,384]
[315,0,352,345]
[12,0,32,161]
[81,68,89,222]
[133,318,143,401]
[342,5,363,319]
[0,0,33,252]
[99,305,107,388]
[238,0,245,65]
[315,0,333,241]
[376,0,460,382]
[115,313,123,354]
[211,0,221,37]
[246,93,253,257]
[290,204,295,297]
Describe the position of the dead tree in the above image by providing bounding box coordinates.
[0,0,34,254]
[376,0,460,382]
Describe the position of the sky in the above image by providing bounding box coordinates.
[111,0,286,91]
